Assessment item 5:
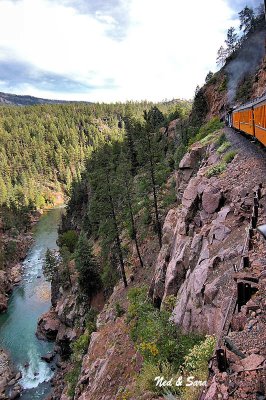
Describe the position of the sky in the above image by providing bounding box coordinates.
[0,0,262,102]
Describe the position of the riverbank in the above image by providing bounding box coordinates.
[0,207,64,400]
[0,191,65,313]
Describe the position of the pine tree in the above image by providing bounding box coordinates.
[216,46,228,66]
[75,232,102,296]
[239,6,256,36]
[225,27,238,55]
[205,71,214,83]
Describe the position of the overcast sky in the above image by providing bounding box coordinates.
[0,0,262,102]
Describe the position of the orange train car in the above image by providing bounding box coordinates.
[230,93,266,146]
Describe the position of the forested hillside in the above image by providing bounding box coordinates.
[0,100,190,216]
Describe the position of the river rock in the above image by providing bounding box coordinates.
[10,265,22,285]
[41,352,54,363]
[0,294,8,313]
[15,372,21,381]
[0,349,14,397]
[9,390,20,400]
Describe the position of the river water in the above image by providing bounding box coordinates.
[0,207,64,400]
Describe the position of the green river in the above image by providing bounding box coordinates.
[0,207,64,399]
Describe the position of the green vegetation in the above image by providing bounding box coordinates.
[115,302,126,317]
[74,232,102,297]
[60,101,191,292]
[216,4,264,66]
[206,148,237,178]
[66,308,97,398]
[206,162,226,178]
[215,132,227,147]
[126,287,214,398]
[223,150,237,164]
[218,76,228,92]
[235,75,254,103]
[189,117,223,145]
[57,230,78,253]
[0,100,190,223]
[217,141,231,153]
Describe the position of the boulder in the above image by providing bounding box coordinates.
[9,390,21,400]
[36,310,60,341]
[41,352,54,363]
[0,271,11,294]
[10,265,22,284]
[204,277,220,304]
[202,186,223,214]
[179,144,206,170]
[204,377,218,400]
[182,177,199,209]
[240,354,265,371]
[0,349,14,396]
[209,223,231,243]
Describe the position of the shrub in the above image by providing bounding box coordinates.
[223,150,237,164]
[218,76,227,92]
[66,361,82,398]
[162,295,177,312]
[127,287,203,372]
[58,230,78,253]
[4,240,17,263]
[162,188,177,208]
[127,288,217,398]
[115,302,125,317]
[35,193,46,209]
[217,141,231,154]
[66,309,97,398]
[200,133,215,144]
[184,335,216,372]
[215,132,226,147]
[136,361,181,396]
[189,117,223,145]
[206,162,226,178]
[181,336,216,400]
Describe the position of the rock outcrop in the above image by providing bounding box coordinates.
[0,349,22,400]
[0,231,33,314]
[150,131,266,335]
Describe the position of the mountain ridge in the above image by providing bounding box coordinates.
[0,91,91,106]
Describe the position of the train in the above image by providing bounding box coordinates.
[226,93,266,146]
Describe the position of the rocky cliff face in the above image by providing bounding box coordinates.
[150,128,266,336]
[67,126,266,400]
[0,230,33,312]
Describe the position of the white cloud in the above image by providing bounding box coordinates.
[0,0,239,101]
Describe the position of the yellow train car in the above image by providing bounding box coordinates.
[253,96,266,146]
[231,94,266,147]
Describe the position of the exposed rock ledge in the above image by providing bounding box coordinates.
[0,349,22,400]
[150,137,264,334]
